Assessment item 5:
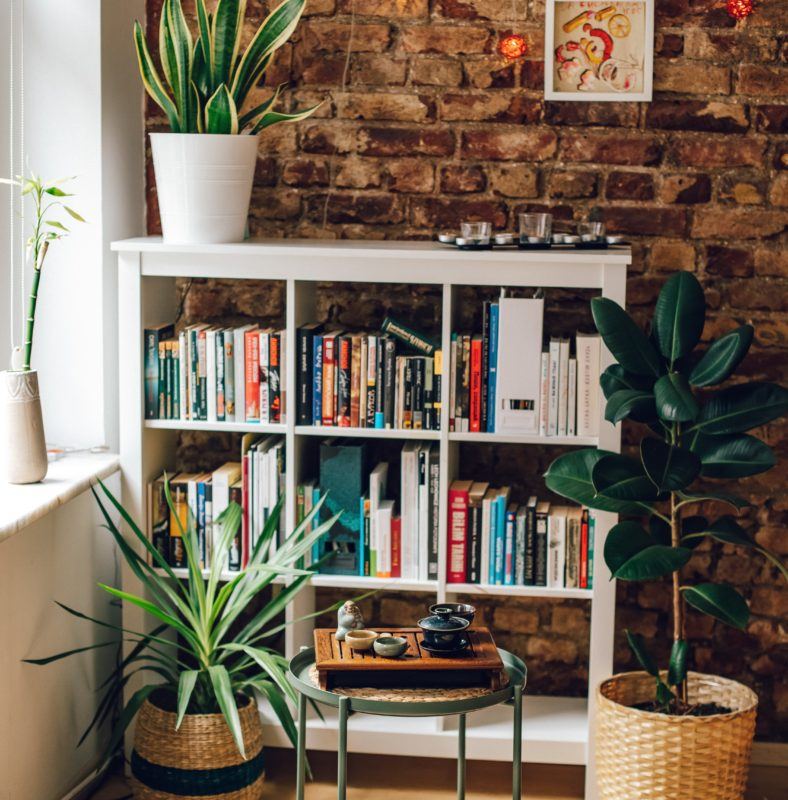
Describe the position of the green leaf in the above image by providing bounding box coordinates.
[44,186,72,197]
[195,0,215,95]
[592,454,660,503]
[654,373,699,422]
[250,679,298,750]
[640,438,701,493]
[649,515,671,546]
[133,20,180,131]
[164,0,194,131]
[591,297,662,377]
[101,684,160,765]
[689,325,753,387]
[604,390,656,424]
[599,364,655,399]
[604,521,691,581]
[205,84,239,134]
[23,640,117,666]
[668,639,688,687]
[63,206,85,223]
[46,220,69,232]
[677,490,750,511]
[176,670,199,729]
[238,83,285,129]
[208,665,246,758]
[625,630,658,677]
[692,382,788,435]
[652,271,705,366]
[682,583,749,630]
[251,102,323,133]
[212,0,245,88]
[690,433,775,478]
[544,449,654,515]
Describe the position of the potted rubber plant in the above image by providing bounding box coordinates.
[0,173,84,484]
[25,479,338,800]
[544,271,788,800]
[134,0,320,244]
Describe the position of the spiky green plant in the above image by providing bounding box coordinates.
[545,271,787,711]
[24,478,340,759]
[134,0,320,135]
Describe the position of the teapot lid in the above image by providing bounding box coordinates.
[417,606,470,633]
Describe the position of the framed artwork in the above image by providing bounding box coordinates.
[544,0,654,102]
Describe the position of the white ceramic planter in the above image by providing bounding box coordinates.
[2,370,48,484]
[150,133,259,245]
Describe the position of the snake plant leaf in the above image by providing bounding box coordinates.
[690,432,775,478]
[208,665,246,759]
[654,372,700,422]
[652,271,706,366]
[544,449,654,514]
[692,382,788,435]
[599,364,655,399]
[238,83,285,130]
[195,0,215,94]
[205,83,239,134]
[604,521,691,580]
[231,0,306,106]
[251,102,323,133]
[159,0,177,94]
[640,438,701,493]
[668,639,688,687]
[212,0,246,90]
[682,583,749,630]
[165,0,194,131]
[133,20,180,130]
[176,670,199,729]
[592,453,661,503]
[689,325,753,387]
[625,630,659,677]
[604,389,656,424]
[591,297,662,377]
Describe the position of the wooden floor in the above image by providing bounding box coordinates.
[88,749,786,800]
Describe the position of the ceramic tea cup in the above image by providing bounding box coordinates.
[373,635,408,658]
[345,629,378,651]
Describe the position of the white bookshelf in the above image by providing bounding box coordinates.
[114,237,628,799]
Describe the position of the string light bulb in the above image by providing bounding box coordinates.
[726,0,753,19]
[498,33,528,61]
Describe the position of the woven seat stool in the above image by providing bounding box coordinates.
[286,646,527,800]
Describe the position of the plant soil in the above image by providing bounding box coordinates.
[632,700,732,717]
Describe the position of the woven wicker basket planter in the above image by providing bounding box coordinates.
[130,691,265,800]
[596,671,758,800]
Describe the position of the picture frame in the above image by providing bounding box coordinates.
[544,0,654,102]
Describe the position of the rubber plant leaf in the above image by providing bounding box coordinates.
[682,583,749,630]
[652,271,706,367]
[691,382,788,435]
[668,639,688,687]
[604,521,691,581]
[591,297,662,377]
[690,432,775,478]
[654,372,700,423]
[689,325,753,387]
[604,389,656,424]
[591,453,661,503]
[640,437,701,493]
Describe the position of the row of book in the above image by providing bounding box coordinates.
[296,318,442,430]
[448,295,602,437]
[447,480,595,589]
[144,323,286,424]
[148,434,286,569]
[300,439,440,579]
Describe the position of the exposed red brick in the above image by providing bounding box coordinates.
[606,172,655,201]
[754,105,788,134]
[654,59,730,95]
[487,164,539,198]
[692,208,787,239]
[655,32,684,58]
[358,127,455,157]
[352,54,408,86]
[645,101,749,134]
[337,92,434,122]
[461,129,557,162]
[544,102,639,128]
[466,56,516,89]
[338,0,428,17]
[410,197,507,229]
[560,133,661,166]
[769,174,788,207]
[386,159,435,193]
[603,206,687,237]
[684,30,777,63]
[282,158,329,187]
[401,25,491,54]
[660,174,711,204]
[719,176,766,205]
[410,57,463,87]
[650,241,696,271]
[519,60,544,91]
[440,164,486,193]
[435,0,527,20]
[549,170,598,200]
[305,193,406,224]
[755,248,788,278]
[669,136,766,169]
[300,21,391,53]
[440,93,540,124]
[737,65,788,98]
[335,158,383,189]
[301,123,356,154]
[706,245,755,278]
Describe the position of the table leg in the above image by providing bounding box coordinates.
[512,684,523,800]
[457,713,467,800]
[337,696,349,800]
[296,693,307,800]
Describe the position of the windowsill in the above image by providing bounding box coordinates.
[0,451,120,542]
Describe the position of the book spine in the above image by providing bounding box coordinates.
[487,501,497,583]
[259,331,270,425]
[169,482,188,568]
[383,337,396,429]
[150,480,170,563]
[587,512,595,590]
[494,497,505,585]
[173,341,181,420]
[548,515,566,589]
[447,487,468,583]
[525,504,536,585]
[215,331,225,421]
[158,341,167,419]
[189,330,200,420]
[423,356,434,431]
[322,336,336,426]
[313,333,323,427]
[228,484,242,571]
[467,502,480,583]
[548,338,560,436]
[469,337,482,433]
[365,335,377,428]
[380,316,436,356]
[434,349,443,430]
[539,351,550,437]
[403,358,414,429]
[580,508,589,589]
[269,332,283,424]
[487,303,499,433]
[460,335,471,432]
[359,496,368,576]
[567,357,577,437]
[449,334,457,432]
[412,357,425,430]
[297,327,313,425]
[198,329,208,420]
[178,332,188,421]
[558,339,569,436]
[224,331,235,422]
[244,331,260,421]
[374,336,385,429]
[535,511,548,586]
[337,335,351,427]
[480,301,491,431]
[428,451,440,580]
[350,335,361,428]
[233,330,245,422]
[391,516,401,578]
[358,336,368,428]
[165,341,173,420]
[515,510,526,585]
[504,507,515,586]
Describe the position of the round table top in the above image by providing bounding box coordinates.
[287,646,526,717]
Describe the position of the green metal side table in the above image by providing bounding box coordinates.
[287,647,526,800]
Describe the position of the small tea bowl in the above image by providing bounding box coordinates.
[345,629,378,651]
[373,635,408,658]
[429,602,476,626]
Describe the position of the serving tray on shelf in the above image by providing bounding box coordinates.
[313,627,506,691]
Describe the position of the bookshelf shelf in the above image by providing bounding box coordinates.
[115,237,628,800]
[155,567,287,585]
[294,425,440,441]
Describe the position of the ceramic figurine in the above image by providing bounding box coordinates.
[335,601,365,641]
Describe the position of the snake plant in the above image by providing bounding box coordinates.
[545,271,787,711]
[134,0,320,134]
[25,478,339,759]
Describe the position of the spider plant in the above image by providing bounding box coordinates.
[134,0,320,134]
[24,477,340,759]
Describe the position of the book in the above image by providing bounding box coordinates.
[380,316,438,356]
[576,332,601,437]
[359,495,370,576]
[427,446,441,581]
[580,508,590,589]
[566,507,583,588]
[369,462,388,577]
[297,323,323,425]
[469,336,483,432]
[514,504,527,585]
[434,349,443,430]
[374,336,385,429]
[383,337,396,429]
[524,496,537,585]
[567,357,577,437]
[322,332,340,426]
[350,333,362,427]
[466,482,489,583]
[400,442,420,579]
[313,330,324,427]
[587,512,595,590]
[144,323,174,419]
[538,350,550,437]
[558,338,570,436]
[269,330,283,424]
[337,334,352,427]
[535,501,550,586]
[168,475,190,568]
[486,302,499,433]
[228,481,243,570]
[376,500,394,578]
[504,502,517,585]
[366,334,377,428]
[548,337,560,437]
[215,330,225,421]
[480,487,495,585]
[417,444,430,580]
[493,487,510,585]
[149,477,171,562]
[233,325,253,422]
[244,328,261,422]
[391,516,402,578]
[547,506,568,588]
[212,461,242,556]
[447,480,472,583]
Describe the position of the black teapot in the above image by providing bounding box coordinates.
[417,606,470,652]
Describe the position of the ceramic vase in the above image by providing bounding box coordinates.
[150,133,259,245]
[2,369,47,484]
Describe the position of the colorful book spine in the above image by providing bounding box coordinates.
[269,331,282,424]
[487,303,499,433]
[244,330,260,422]
[469,336,483,433]
[447,480,471,583]
[337,334,351,427]
[313,332,323,427]
[380,316,437,355]
[504,503,516,586]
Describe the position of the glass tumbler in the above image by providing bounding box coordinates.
[578,221,606,241]
[460,221,492,245]
[519,213,552,243]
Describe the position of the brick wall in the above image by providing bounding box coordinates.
[145,0,787,739]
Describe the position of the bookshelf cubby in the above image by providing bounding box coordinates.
[114,238,629,799]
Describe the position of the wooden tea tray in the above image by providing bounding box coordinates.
[313,627,506,691]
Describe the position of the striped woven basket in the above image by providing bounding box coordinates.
[131,691,265,800]
[596,671,758,800]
